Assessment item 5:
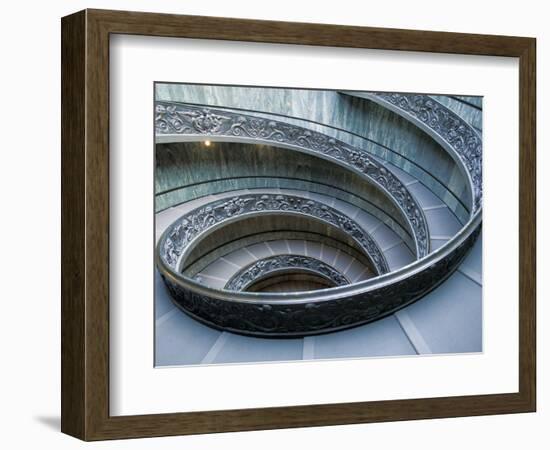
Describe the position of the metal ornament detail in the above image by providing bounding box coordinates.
[224,255,350,291]
[159,193,389,275]
[161,224,481,337]
[154,98,483,337]
[371,93,482,211]
[155,102,429,258]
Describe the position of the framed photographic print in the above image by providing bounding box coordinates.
[61,9,536,441]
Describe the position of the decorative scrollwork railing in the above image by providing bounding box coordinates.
[363,92,482,212]
[155,95,482,337]
[161,193,389,276]
[155,102,429,258]
[224,255,350,292]
[157,213,480,337]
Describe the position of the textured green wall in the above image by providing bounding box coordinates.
[155,84,471,216]
[183,215,373,275]
[184,230,372,277]
[155,141,414,246]
[430,95,482,133]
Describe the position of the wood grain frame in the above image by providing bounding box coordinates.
[61,8,536,441]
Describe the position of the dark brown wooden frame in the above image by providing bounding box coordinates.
[61,8,536,441]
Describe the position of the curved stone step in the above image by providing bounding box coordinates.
[157,187,406,243]
[157,187,418,278]
[155,259,482,365]
[154,90,482,365]
[380,162,464,252]
[155,234,481,365]
[156,178,464,265]
[306,315,417,359]
[158,182,465,284]
[429,95,482,133]
[196,239,371,289]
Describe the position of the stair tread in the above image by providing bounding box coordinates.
[244,242,272,259]
[406,181,447,208]
[384,242,415,270]
[400,271,482,354]
[372,224,403,249]
[424,207,462,236]
[430,238,450,250]
[313,315,416,359]
[211,332,304,364]
[221,248,257,267]
[155,307,222,367]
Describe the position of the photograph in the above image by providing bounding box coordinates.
[154,84,483,367]
[1,0,539,445]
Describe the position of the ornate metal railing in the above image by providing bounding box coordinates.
[156,102,429,258]
[161,100,472,222]
[155,96,482,337]
[160,193,389,276]
[360,92,482,212]
[157,213,480,337]
[224,255,350,291]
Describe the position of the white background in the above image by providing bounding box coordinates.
[0,0,547,449]
[110,36,518,415]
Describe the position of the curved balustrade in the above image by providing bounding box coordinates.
[158,174,416,252]
[360,92,482,212]
[155,96,482,337]
[171,100,471,221]
[185,231,375,278]
[224,255,349,292]
[160,192,389,276]
[156,102,429,258]
[157,214,480,337]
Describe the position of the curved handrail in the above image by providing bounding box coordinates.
[160,192,389,276]
[157,213,480,336]
[157,176,416,252]
[155,96,482,336]
[223,254,350,291]
[156,102,430,258]
[183,230,375,277]
[173,99,471,219]
[359,92,482,212]
[159,211,479,304]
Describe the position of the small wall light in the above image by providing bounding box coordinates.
[204,140,211,147]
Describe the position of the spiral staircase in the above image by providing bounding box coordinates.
[154,87,483,366]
